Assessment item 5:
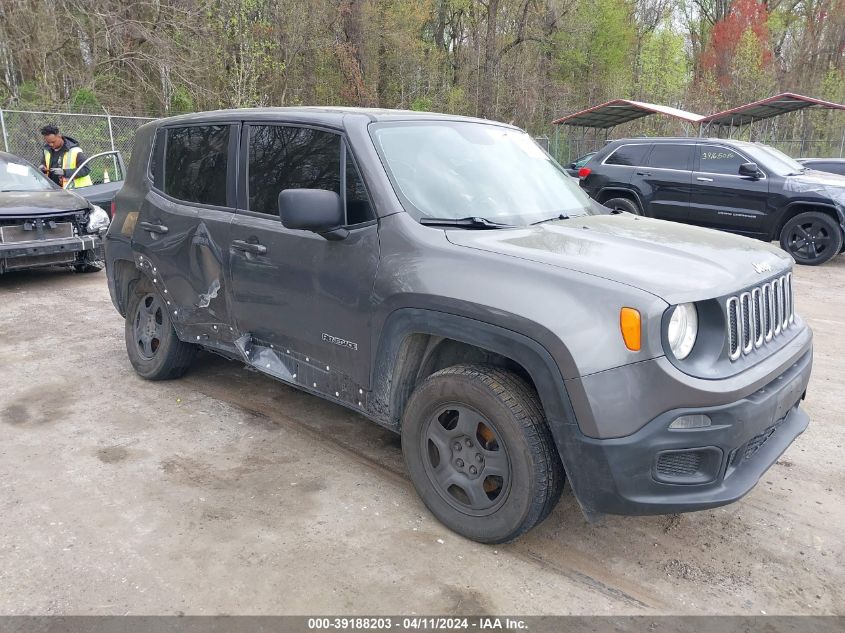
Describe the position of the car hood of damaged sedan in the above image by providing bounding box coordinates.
[0,189,90,218]
[445,214,792,305]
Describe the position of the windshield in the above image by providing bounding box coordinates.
[0,158,55,192]
[370,121,597,225]
[743,144,806,176]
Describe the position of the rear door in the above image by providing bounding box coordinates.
[132,122,237,330]
[688,143,771,236]
[227,122,379,389]
[637,143,693,221]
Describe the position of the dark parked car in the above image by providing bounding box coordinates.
[578,138,845,265]
[0,151,110,274]
[105,109,811,543]
[565,151,596,177]
[796,157,845,177]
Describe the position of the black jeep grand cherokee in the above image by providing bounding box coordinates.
[579,137,845,265]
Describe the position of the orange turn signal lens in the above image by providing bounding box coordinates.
[620,307,641,351]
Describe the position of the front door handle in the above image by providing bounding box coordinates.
[231,239,267,255]
[635,171,651,177]
[138,221,169,234]
[697,177,714,182]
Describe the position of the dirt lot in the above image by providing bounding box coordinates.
[0,259,843,616]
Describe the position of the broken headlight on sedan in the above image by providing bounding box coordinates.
[86,205,110,233]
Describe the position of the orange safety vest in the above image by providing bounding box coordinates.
[44,145,93,188]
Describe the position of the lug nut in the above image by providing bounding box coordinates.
[469,466,477,475]
[465,439,473,447]
[456,459,464,468]
[475,454,483,463]
[453,442,462,451]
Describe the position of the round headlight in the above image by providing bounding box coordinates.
[667,303,698,360]
[86,205,110,233]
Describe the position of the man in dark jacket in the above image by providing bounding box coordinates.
[39,124,92,188]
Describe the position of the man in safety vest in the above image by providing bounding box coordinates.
[39,124,93,188]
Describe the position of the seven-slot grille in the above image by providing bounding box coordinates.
[726,273,793,361]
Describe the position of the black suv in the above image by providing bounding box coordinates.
[579,137,845,265]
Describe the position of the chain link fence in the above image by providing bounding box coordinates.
[0,109,156,168]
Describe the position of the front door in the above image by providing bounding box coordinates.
[227,123,379,389]
[688,143,771,237]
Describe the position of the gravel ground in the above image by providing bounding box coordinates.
[0,259,843,615]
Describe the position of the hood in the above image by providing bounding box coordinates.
[445,214,792,304]
[0,189,90,217]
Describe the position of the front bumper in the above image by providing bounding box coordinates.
[562,328,812,517]
[0,235,102,271]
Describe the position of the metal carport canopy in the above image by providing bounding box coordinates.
[702,92,845,127]
[552,99,705,128]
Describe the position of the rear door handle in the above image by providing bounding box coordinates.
[697,177,714,182]
[231,239,267,255]
[138,221,169,234]
[635,171,651,176]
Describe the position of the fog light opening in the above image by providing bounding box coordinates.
[669,414,712,429]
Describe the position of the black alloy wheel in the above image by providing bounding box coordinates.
[780,211,843,266]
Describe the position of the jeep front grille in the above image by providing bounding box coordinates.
[727,273,793,361]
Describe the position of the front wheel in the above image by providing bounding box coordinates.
[401,365,565,543]
[780,211,843,265]
[124,279,196,380]
[603,197,641,215]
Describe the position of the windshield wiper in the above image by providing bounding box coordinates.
[532,213,571,225]
[419,216,516,229]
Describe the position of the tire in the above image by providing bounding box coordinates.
[124,278,196,380]
[603,197,641,215]
[401,364,565,543]
[779,211,844,266]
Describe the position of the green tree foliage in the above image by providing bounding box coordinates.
[0,0,841,145]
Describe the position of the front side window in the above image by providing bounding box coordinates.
[248,126,341,216]
[648,144,692,170]
[162,125,230,206]
[605,144,650,167]
[698,145,745,175]
[371,121,596,225]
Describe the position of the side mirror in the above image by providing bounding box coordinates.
[739,162,761,178]
[278,189,348,241]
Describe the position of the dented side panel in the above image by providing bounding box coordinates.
[131,189,235,339]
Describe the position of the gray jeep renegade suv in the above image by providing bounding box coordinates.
[104,108,813,543]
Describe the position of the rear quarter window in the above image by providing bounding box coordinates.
[604,144,650,167]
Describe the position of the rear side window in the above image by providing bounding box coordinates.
[604,144,650,167]
[698,145,745,175]
[161,125,230,206]
[648,144,692,170]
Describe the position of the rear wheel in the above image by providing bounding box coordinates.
[125,279,196,380]
[779,211,843,266]
[603,197,641,215]
[401,364,564,543]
